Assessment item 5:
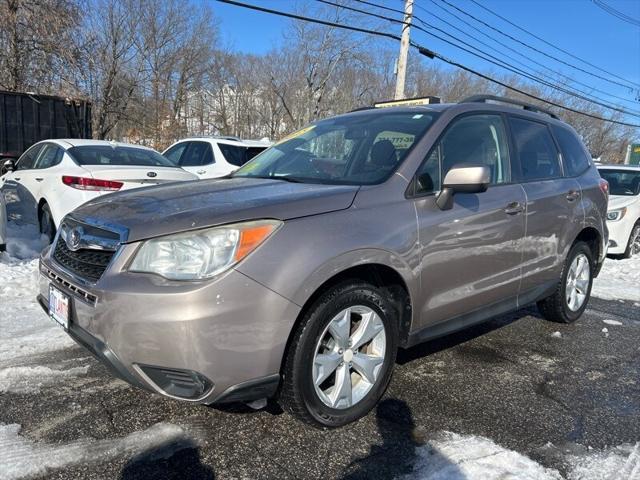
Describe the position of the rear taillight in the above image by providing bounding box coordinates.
[599,178,609,198]
[62,176,123,191]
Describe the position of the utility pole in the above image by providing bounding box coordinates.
[394,0,414,100]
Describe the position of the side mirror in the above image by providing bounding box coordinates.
[436,164,490,210]
[2,159,15,174]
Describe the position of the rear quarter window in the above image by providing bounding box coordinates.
[552,125,591,176]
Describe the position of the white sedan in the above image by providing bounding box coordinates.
[598,165,640,257]
[163,137,270,179]
[0,139,197,242]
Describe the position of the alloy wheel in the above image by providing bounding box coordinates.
[566,253,590,311]
[312,305,387,409]
[631,226,640,256]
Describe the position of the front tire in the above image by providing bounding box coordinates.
[39,203,56,244]
[537,241,594,323]
[279,280,399,428]
[622,222,640,259]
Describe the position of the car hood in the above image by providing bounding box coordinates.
[71,177,359,242]
[608,195,639,210]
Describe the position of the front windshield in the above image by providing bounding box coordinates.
[233,111,439,185]
[599,169,640,196]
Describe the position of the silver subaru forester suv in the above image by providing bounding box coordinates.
[38,96,608,427]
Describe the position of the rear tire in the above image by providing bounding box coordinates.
[279,280,399,428]
[537,241,594,323]
[39,203,56,244]
[622,222,640,259]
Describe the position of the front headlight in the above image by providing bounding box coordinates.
[129,219,281,280]
[606,207,627,222]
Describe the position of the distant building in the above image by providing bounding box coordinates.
[625,143,640,165]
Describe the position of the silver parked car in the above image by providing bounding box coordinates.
[37,96,608,427]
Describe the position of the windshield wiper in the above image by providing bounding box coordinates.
[235,174,306,183]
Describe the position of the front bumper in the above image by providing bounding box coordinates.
[606,218,633,255]
[38,248,301,404]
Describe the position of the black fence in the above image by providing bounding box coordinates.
[0,90,92,158]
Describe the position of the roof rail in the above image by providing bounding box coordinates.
[206,135,242,142]
[460,95,559,120]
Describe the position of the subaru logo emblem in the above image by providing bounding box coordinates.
[147,172,157,178]
[66,226,84,251]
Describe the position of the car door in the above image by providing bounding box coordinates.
[0,143,43,224]
[508,116,584,297]
[412,113,527,328]
[30,143,64,201]
[177,141,215,179]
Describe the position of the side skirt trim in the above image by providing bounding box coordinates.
[405,281,556,348]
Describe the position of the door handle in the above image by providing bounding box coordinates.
[566,189,580,202]
[197,170,206,175]
[504,202,524,215]
[14,177,20,181]
[35,178,43,182]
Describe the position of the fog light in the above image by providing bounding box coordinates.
[137,364,213,400]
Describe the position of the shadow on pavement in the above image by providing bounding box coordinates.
[120,438,214,480]
[340,398,461,479]
[396,308,532,365]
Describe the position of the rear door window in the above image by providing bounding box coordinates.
[180,142,214,167]
[551,125,591,177]
[509,117,561,181]
[218,143,249,167]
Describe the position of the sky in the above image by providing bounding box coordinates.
[210,0,640,120]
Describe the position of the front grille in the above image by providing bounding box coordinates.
[53,238,115,282]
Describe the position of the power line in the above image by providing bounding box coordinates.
[214,0,640,128]
[420,0,640,108]
[435,0,638,91]
[324,0,640,117]
[354,0,639,109]
[592,0,640,27]
[468,0,640,88]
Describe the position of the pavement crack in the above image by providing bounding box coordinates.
[99,398,117,433]
[534,373,585,443]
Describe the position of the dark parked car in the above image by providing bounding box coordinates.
[38,95,608,427]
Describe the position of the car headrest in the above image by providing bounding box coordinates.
[370,140,397,168]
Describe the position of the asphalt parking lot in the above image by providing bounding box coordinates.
[1,293,638,479]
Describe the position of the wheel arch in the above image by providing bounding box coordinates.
[573,226,603,273]
[279,260,415,379]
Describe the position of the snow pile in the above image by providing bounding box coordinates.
[0,222,77,395]
[566,442,640,480]
[401,432,640,480]
[0,256,74,366]
[400,432,562,479]
[592,255,640,302]
[3,222,47,261]
[0,365,90,394]
[0,422,192,480]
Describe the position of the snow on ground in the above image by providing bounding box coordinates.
[401,432,640,480]
[0,365,90,394]
[0,422,193,480]
[401,432,563,480]
[592,255,640,302]
[564,442,640,480]
[0,222,75,371]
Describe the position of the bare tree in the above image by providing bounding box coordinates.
[0,0,82,93]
